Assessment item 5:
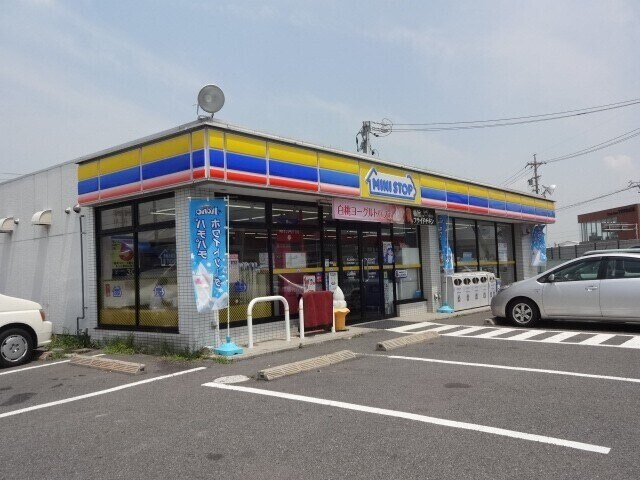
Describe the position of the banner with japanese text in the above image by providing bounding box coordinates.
[189,198,228,312]
[332,198,405,224]
[438,215,454,274]
[531,224,547,267]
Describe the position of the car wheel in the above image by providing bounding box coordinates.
[0,328,34,368]
[507,298,540,327]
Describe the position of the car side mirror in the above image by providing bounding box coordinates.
[547,273,555,282]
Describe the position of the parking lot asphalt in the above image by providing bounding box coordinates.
[1,313,640,479]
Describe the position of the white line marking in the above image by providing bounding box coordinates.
[418,324,462,333]
[383,355,640,384]
[499,330,548,341]
[0,367,206,419]
[618,336,640,349]
[0,354,106,376]
[387,321,437,333]
[442,326,487,337]
[539,332,581,343]
[202,382,610,455]
[579,334,616,346]
[474,328,517,338]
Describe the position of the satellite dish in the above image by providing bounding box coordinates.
[197,84,225,115]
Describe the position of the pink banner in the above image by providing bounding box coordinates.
[332,198,406,224]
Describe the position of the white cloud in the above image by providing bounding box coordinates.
[603,154,635,172]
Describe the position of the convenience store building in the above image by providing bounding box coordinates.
[0,119,555,349]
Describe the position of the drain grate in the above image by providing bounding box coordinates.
[257,350,357,381]
[70,355,146,375]
[377,331,440,351]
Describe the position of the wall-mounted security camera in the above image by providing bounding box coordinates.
[73,204,81,213]
[65,207,71,214]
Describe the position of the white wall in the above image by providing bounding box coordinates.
[0,163,86,333]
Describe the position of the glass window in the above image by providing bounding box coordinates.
[229,200,265,223]
[272,229,322,315]
[99,234,136,326]
[496,223,515,285]
[100,205,132,230]
[272,203,319,226]
[393,225,422,301]
[605,257,640,279]
[551,258,601,282]
[138,197,175,225]
[224,227,271,324]
[455,219,477,272]
[137,228,178,328]
[478,221,497,274]
[381,226,394,314]
[97,195,177,331]
[322,205,333,222]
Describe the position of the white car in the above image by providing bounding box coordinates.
[0,293,52,367]
[491,252,640,327]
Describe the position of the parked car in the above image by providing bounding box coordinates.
[491,252,640,327]
[0,293,52,367]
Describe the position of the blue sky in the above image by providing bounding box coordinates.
[1,0,639,243]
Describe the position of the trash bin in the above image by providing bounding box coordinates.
[334,308,350,331]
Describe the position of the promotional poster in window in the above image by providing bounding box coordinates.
[189,198,228,312]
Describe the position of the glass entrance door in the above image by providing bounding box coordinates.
[338,223,390,322]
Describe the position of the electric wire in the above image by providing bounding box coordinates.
[500,165,529,186]
[555,186,635,212]
[374,98,640,132]
[503,171,532,187]
[540,128,640,164]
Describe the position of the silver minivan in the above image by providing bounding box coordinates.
[491,252,640,326]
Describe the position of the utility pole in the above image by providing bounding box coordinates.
[356,121,372,154]
[527,154,546,195]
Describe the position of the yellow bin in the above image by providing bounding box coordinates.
[334,308,350,331]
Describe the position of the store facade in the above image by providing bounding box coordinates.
[0,118,554,349]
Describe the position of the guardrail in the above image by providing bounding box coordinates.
[246,296,290,349]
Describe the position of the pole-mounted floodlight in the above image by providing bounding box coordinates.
[541,184,556,198]
[197,84,225,117]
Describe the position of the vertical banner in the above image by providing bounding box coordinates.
[438,215,455,274]
[189,198,228,312]
[531,224,547,267]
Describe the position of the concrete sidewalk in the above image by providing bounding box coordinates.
[211,306,491,361]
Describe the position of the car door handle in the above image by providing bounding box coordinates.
[585,286,599,291]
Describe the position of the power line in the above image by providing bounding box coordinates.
[379,98,640,132]
[502,167,532,187]
[540,127,640,164]
[555,182,640,212]
[500,165,530,186]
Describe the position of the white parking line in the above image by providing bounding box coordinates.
[443,326,486,337]
[619,336,640,348]
[504,330,548,341]
[539,332,581,343]
[424,324,466,333]
[0,367,206,419]
[579,334,616,346]
[0,354,106,376]
[202,382,610,455]
[382,355,640,384]
[387,321,437,333]
[474,328,517,338]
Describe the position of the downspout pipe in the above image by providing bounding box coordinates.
[76,214,87,336]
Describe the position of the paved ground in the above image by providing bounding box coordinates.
[1,311,639,479]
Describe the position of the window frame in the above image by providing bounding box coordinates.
[96,193,178,333]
